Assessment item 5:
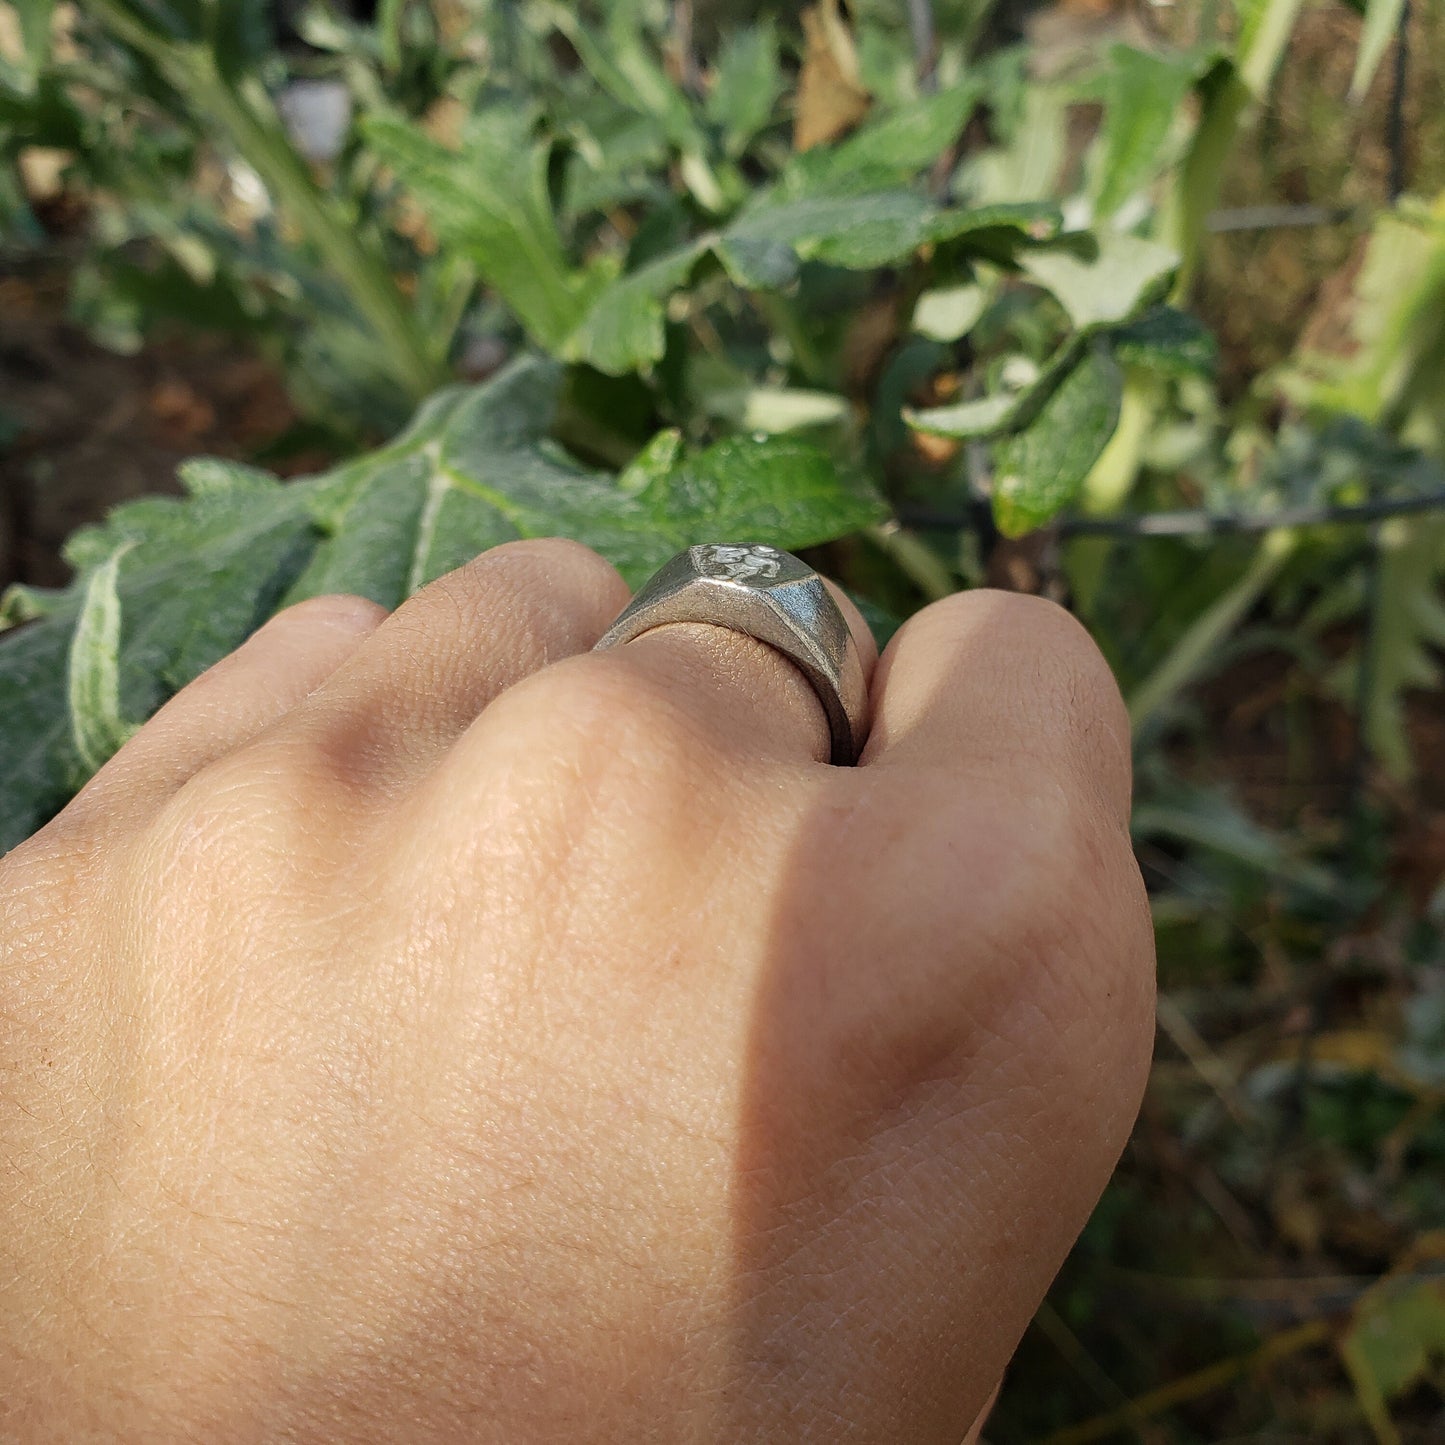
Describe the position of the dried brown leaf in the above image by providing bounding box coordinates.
[794,0,870,153]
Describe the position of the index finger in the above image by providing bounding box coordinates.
[858,590,1133,826]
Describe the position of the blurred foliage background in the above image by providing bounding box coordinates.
[2,0,1444,1438]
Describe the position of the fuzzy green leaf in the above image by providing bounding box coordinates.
[991,348,1124,536]
[563,237,710,376]
[789,79,983,192]
[551,0,699,152]
[0,359,883,850]
[1089,46,1199,219]
[1111,305,1219,378]
[629,435,884,548]
[364,110,602,352]
[706,21,784,156]
[568,196,1055,374]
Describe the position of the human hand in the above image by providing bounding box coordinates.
[1,539,1154,1442]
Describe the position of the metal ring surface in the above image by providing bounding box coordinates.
[593,544,869,766]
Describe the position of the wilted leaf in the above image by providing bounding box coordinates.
[0,359,883,850]
[991,347,1124,536]
[792,79,982,192]
[794,0,870,152]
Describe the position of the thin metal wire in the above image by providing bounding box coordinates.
[897,487,1445,540]
[906,0,937,93]
[1206,203,1355,233]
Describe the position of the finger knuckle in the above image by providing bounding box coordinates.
[271,593,389,636]
[492,652,703,797]
[939,590,1128,746]
[140,740,343,893]
[413,540,619,619]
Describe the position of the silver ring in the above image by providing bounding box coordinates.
[593,544,869,766]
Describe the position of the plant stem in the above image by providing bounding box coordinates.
[751,291,830,388]
[1039,1317,1331,1445]
[1160,0,1304,298]
[1127,529,1297,733]
[89,0,444,402]
[866,522,955,603]
[1158,63,1250,298]
[378,0,406,74]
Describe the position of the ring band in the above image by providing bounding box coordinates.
[593,544,869,765]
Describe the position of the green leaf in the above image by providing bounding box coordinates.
[721,187,936,281]
[0,359,883,850]
[1349,0,1407,101]
[562,237,710,376]
[701,384,852,434]
[1236,0,1306,98]
[955,83,1066,206]
[562,108,671,219]
[1089,45,1199,219]
[551,0,698,151]
[905,334,1088,440]
[1333,517,1445,780]
[629,434,885,549]
[209,0,270,83]
[67,543,139,774]
[364,109,600,353]
[616,428,685,496]
[912,281,988,343]
[906,390,1020,440]
[9,0,54,86]
[1341,1279,1445,1442]
[1110,306,1219,378]
[1021,233,1180,330]
[790,78,983,192]
[705,21,784,156]
[991,348,1124,536]
[566,195,1054,374]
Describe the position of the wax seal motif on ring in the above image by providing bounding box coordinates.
[593,544,870,766]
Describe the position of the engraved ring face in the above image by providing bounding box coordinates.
[694,544,783,583]
[593,544,869,766]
